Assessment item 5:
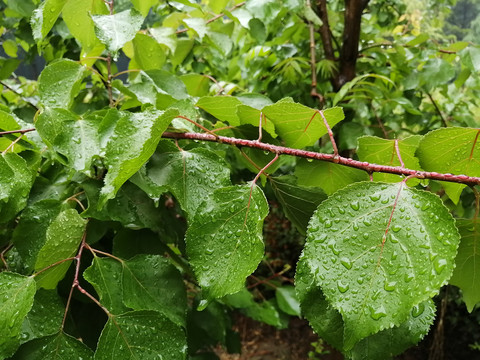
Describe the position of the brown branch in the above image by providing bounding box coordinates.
[306,0,324,106]
[426,92,448,127]
[0,128,36,136]
[162,131,480,186]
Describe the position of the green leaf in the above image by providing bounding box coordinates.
[236,104,277,138]
[262,103,344,149]
[38,59,88,109]
[0,153,36,223]
[295,159,369,195]
[131,0,157,17]
[449,219,480,312]
[95,311,186,360]
[181,74,210,97]
[0,272,36,358]
[357,135,423,183]
[131,143,231,218]
[92,9,144,53]
[150,27,177,53]
[11,332,93,360]
[122,255,187,326]
[36,108,101,176]
[185,185,268,303]
[83,257,130,315]
[269,175,327,235]
[31,0,68,42]
[419,58,455,90]
[20,289,64,344]
[298,182,459,349]
[129,33,165,71]
[143,69,189,101]
[406,33,429,47]
[183,18,207,40]
[208,0,229,13]
[34,209,86,289]
[196,96,242,126]
[99,108,179,207]
[462,46,480,73]
[275,286,301,316]
[417,127,480,204]
[171,38,194,67]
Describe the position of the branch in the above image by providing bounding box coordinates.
[162,131,480,186]
[0,128,36,136]
[306,0,324,106]
[0,80,39,111]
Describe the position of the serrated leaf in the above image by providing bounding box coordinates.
[20,289,64,344]
[38,59,88,109]
[11,332,93,360]
[196,96,242,126]
[0,272,36,358]
[92,9,144,53]
[417,127,480,204]
[95,311,186,360]
[295,159,369,195]
[99,108,179,207]
[31,0,68,42]
[83,257,130,315]
[131,0,157,16]
[269,175,326,235]
[449,219,480,312]
[186,185,268,302]
[0,152,36,223]
[34,209,86,289]
[357,135,423,183]
[298,181,459,349]
[275,286,301,316]
[131,142,231,218]
[122,255,187,326]
[36,108,101,176]
[262,103,344,149]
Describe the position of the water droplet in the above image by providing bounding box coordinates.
[384,281,397,291]
[205,248,214,255]
[310,224,319,232]
[369,194,380,202]
[370,305,387,320]
[392,225,401,233]
[340,257,352,269]
[337,280,349,293]
[324,219,332,228]
[404,273,414,282]
[412,302,425,317]
[350,201,360,211]
[363,219,372,226]
[434,258,447,274]
[363,233,369,240]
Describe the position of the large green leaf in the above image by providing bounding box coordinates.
[185,185,268,303]
[128,33,165,71]
[122,255,187,326]
[449,219,480,312]
[36,108,101,176]
[99,108,179,207]
[417,127,480,204]
[262,102,344,149]
[131,0,157,16]
[295,159,369,195]
[31,0,68,42]
[0,273,36,358]
[11,332,93,360]
[94,311,186,360]
[38,59,88,109]
[0,153,36,223]
[131,142,231,218]
[92,9,144,53]
[196,96,242,126]
[34,209,86,289]
[357,135,423,183]
[298,181,459,349]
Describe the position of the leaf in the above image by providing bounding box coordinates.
[36,108,101,176]
[208,0,229,13]
[406,33,429,46]
[34,209,86,289]
[131,0,157,16]
[38,59,88,109]
[11,332,93,360]
[417,127,480,204]
[83,257,129,315]
[143,69,189,101]
[196,96,242,126]
[99,108,179,207]
[0,153,36,223]
[181,74,210,97]
[262,103,344,149]
[449,219,480,312]
[185,185,268,303]
[183,18,207,40]
[20,290,64,344]
[92,9,144,53]
[236,104,277,138]
[31,0,68,42]
[150,27,177,53]
[275,286,301,316]
[269,175,327,235]
[298,181,459,349]
[122,255,187,326]
[419,58,456,90]
[295,159,369,195]
[0,272,36,358]
[94,311,186,360]
[357,135,423,183]
[129,33,165,71]
[131,142,231,218]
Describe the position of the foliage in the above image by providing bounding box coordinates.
[0,0,479,359]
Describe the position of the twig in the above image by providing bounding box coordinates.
[0,80,38,111]
[305,0,324,106]
[394,139,405,168]
[426,92,447,127]
[0,128,36,136]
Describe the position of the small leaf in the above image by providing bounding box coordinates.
[275,286,301,316]
[196,96,242,126]
[449,219,480,312]
[298,182,459,349]
[129,33,165,71]
[181,74,210,97]
[31,0,68,42]
[92,9,144,53]
[0,272,36,358]
[143,69,189,101]
[34,209,86,289]
[131,0,157,17]
[406,33,429,47]
[38,59,88,109]
[183,18,207,40]
[186,185,268,302]
[95,311,186,360]
[417,127,480,204]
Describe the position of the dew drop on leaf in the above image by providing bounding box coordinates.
[337,280,349,293]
